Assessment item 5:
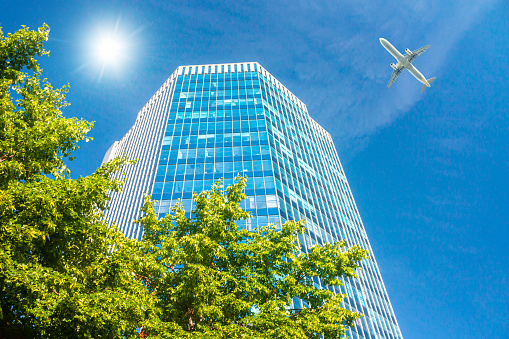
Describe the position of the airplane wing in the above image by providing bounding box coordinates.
[404,45,430,63]
[388,67,404,88]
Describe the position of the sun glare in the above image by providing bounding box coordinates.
[94,34,125,65]
[83,17,141,80]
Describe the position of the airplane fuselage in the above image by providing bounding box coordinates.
[380,38,430,87]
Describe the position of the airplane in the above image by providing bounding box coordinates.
[379,38,436,92]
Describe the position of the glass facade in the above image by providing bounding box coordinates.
[103,62,403,339]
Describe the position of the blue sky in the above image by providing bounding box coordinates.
[2,1,508,337]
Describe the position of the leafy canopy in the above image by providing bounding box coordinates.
[0,24,151,338]
[135,177,369,338]
[0,24,91,185]
[0,24,369,338]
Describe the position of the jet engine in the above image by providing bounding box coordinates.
[405,48,412,54]
[390,63,397,70]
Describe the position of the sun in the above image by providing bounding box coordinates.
[82,17,141,80]
[93,34,125,65]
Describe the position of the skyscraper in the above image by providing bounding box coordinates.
[103,62,403,339]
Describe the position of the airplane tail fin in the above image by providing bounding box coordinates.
[420,77,437,93]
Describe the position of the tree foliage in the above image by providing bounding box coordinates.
[135,178,368,338]
[0,25,369,338]
[0,24,150,338]
[0,24,90,184]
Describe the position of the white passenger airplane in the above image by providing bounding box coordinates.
[379,38,436,92]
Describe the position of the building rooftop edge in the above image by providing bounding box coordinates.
[129,62,332,145]
[171,62,332,143]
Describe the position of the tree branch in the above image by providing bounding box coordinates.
[0,154,15,163]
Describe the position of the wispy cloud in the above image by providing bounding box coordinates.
[257,0,500,154]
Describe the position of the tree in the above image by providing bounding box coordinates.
[0,24,369,338]
[0,24,154,338]
[134,177,369,338]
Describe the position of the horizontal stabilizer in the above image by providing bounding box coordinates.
[420,77,437,93]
